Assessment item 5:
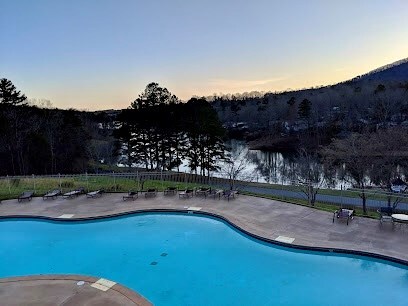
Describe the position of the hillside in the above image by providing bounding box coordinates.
[211,58,408,151]
[352,58,408,83]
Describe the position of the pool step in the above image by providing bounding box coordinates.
[90,278,117,291]
[57,214,75,219]
[275,236,295,244]
[188,207,202,211]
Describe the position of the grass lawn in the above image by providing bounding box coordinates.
[0,176,209,201]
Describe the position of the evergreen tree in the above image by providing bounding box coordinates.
[298,98,311,120]
[0,78,27,105]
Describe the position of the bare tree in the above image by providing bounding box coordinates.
[281,148,327,206]
[323,133,374,213]
[369,128,408,208]
[218,145,256,190]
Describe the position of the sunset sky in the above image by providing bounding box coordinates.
[1,0,408,110]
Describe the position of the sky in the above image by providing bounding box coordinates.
[1,0,408,110]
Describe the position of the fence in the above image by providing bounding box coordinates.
[1,172,408,213]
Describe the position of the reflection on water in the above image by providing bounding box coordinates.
[359,259,379,272]
[180,139,344,188]
[225,140,296,184]
[222,140,350,189]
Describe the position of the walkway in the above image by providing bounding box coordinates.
[239,184,408,211]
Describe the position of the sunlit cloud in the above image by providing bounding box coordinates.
[208,77,289,91]
[334,67,350,72]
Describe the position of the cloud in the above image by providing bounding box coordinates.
[208,76,289,91]
[334,67,350,72]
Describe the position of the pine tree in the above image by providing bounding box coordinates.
[0,78,27,105]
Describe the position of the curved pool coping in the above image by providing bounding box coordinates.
[1,208,408,267]
[0,274,152,305]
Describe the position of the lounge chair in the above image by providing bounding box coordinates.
[179,189,194,199]
[18,191,34,202]
[123,191,138,201]
[333,208,354,225]
[62,187,85,199]
[223,190,238,201]
[209,189,223,200]
[164,186,177,196]
[86,189,104,198]
[43,189,61,200]
[196,187,211,198]
[145,188,157,198]
[377,207,394,225]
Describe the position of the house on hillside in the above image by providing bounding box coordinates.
[391,178,407,193]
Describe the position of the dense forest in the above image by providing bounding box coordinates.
[0,79,224,176]
[0,78,117,175]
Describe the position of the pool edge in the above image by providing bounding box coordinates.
[1,208,408,267]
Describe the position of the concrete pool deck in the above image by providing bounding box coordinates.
[0,192,407,304]
[0,275,152,306]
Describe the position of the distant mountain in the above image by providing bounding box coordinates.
[351,57,408,83]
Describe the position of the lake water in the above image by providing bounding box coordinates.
[180,140,331,186]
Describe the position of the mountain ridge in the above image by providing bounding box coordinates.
[349,57,408,83]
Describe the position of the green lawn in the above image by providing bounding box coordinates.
[0,176,209,201]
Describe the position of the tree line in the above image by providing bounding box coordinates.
[0,78,116,175]
[211,78,408,151]
[0,79,226,177]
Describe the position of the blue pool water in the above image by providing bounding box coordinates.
[0,213,407,306]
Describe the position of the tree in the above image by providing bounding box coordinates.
[127,83,180,170]
[0,79,31,174]
[283,148,327,206]
[286,96,297,124]
[131,82,178,109]
[368,128,408,208]
[113,109,137,169]
[219,145,255,190]
[298,98,311,121]
[0,78,27,105]
[323,133,373,213]
[184,98,226,176]
[53,110,90,173]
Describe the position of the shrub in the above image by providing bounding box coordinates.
[10,178,20,187]
[108,184,121,192]
[61,181,74,188]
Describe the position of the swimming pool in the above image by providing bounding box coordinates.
[0,213,407,305]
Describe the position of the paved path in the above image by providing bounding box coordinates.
[1,192,408,304]
[237,184,408,211]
